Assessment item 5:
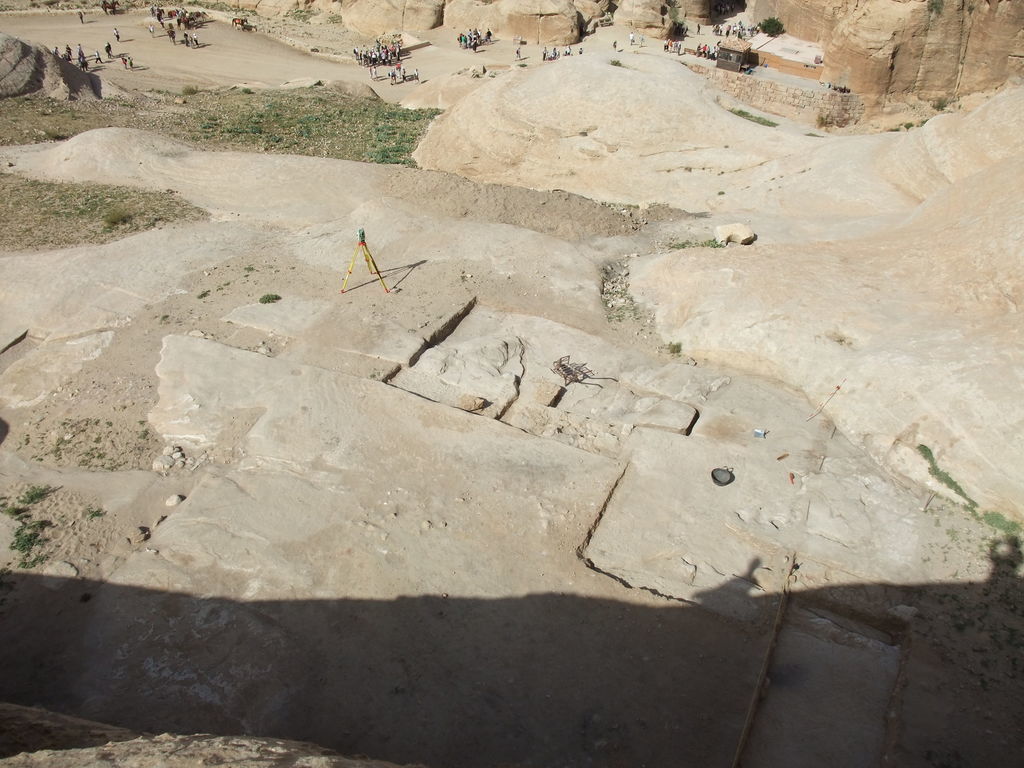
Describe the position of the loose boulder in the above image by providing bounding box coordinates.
[714,223,756,245]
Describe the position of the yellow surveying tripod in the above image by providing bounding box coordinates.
[341,228,390,294]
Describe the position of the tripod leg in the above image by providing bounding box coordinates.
[340,245,360,293]
[362,245,390,294]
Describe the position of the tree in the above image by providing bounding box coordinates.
[760,17,785,37]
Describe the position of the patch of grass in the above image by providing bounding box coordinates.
[259,293,282,304]
[18,485,54,506]
[240,87,254,95]
[805,132,824,137]
[928,0,943,14]
[102,205,133,228]
[0,174,206,252]
[610,59,623,67]
[197,289,210,299]
[666,342,683,356]
[668,239,725,249]
[86,506,106,519]
[933,96,949,111]
[11,519,51,568]
[181,85,199,97]
[981,511,1021,536]
[730,108,778,127]
[917,444,977,509]
[0,91,440,170]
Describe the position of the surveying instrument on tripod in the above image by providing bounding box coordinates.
[341,228,390,294]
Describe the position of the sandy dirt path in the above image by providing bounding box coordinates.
[1,11,551,102]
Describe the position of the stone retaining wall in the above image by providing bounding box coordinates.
[686,61,865,127]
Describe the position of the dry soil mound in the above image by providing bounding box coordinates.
[0,33,105,101]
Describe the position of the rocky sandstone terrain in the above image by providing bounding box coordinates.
[750,0,1024,108]
[0,9,1022,768]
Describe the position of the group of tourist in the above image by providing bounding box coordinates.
[53,39,134,70]
[383,63,419,84]
[457,29,491,52]
[710,21,752,38]
[353,36,403,68]
[55,43,96,70]
[541,46,583,62]
[148,6,205,29]
[693,43,719,60]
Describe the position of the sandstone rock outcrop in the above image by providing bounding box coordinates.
[342,0,446,35]
[612,0,673,39]
[572,0,613,32]
[749,0,1024,108]
[0,33,105,100]
[445,0,583,44]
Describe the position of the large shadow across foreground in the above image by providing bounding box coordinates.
[0,540,1022,768]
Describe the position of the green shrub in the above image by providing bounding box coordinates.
[259,293,282,304]
[181,85,199,96]
[103,205,132,228]
[610,59,623,67]
[760,17,785,37]
[731,108,778,127]
[933,96,949,111]
[917,444,976,509]
[18,485,54,506]
[11,519,51,568]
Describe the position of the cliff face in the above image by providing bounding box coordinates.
[751,0,1024,108]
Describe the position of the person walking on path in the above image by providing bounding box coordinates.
[78,10,84,23]
[113,27,120,42]
[104,41,112,58]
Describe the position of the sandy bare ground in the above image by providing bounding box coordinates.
[1,10,543,100]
